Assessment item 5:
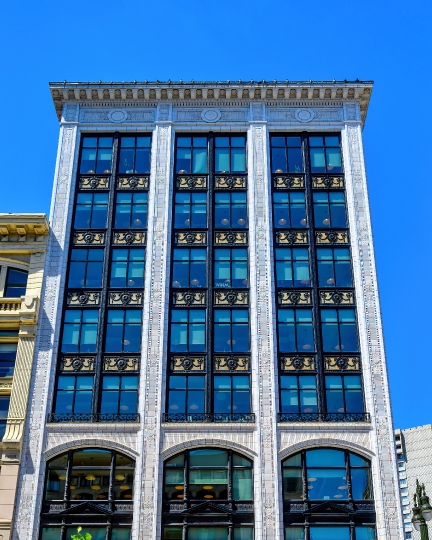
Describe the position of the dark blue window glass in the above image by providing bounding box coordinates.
[214,249,248,288]
[313,192,347,228]
[0,395,10,440]
[278,309,313,352]
[55,375,93,414]
[68,249,104,288]
[214,375,250,414]
[4,268,28,297]
[114,193,148,229]
[167,375,205,415]
[280,375,317,413]
[213,310,249,353]
[273,192,307,228]
[317,248,352,287]
[80,136,113,174]
[174,193,207,229]
[215,136,247,173]
[309,136,342,173]
[100,375,138,415]
[105,310,142,353]
[271,136,303,173]
[0,343,17,377]
[74,193,109,229]
[110,248,145,288]
[176,137,208,174]
[215,193,247,228]
[61,310,98,353]
[118,135,151,174]
[275,248,310,287]
[172,249,206,288]
[325,375,364,413]
[170,310,206,353]
[321,309,358,352]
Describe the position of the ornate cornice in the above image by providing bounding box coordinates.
[0,214,49,242]
[49,79,373,125]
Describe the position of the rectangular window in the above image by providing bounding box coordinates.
[167,375,205,414]
[118,135,151,174]
[0,395,10,440]
[172,248,206,288]
[4,268,28,297]
[214,248,248,288]
[176,136,208,174]
[309,135,342,173]
[100,375,138,415]
[214,309,249,353]
[285,528,305,540]
[170,309,206,352]
[54,375,93,414]
[110,248,145,288]
[270,136,303,173]
[278,309,314,352]
[309,528,350,540]
[214,193,247,228]
[114,193,148,229]
[68,249,104,288]
[313,192,347,228]
[0,343,17,377]
[317,248,352,287]
[321,308,358,352]
[61,310,99,353]
[215,136,247,173]
[213,375,250,414]
[280,375,318,413]
[174,193,207,229]
[273,192,307,228]
[275,248,310,287]
[325,375,364,413]
[80,136,113,174]
[350,454,373,500]
[105,310,142,352]
[74,193,109,229]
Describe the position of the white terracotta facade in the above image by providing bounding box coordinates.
[11,81,404,540]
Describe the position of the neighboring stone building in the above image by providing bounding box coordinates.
[0,213,49,539]
[395,425,432,539]
[11,80,404,540]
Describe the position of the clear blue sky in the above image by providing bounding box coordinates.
[0,0,430,429]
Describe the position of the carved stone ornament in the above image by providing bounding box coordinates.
[276,230,308,245]
[173,291,206,306]
[114,230,146,245]
[215,175,247,189]
[108,109,128,123]
[324,356,361,371]
[214,355,249,371]
[315,230,349,245]
[171,356,205,371]
[117,176,149,189]
[214,290,248,306]
[109,291,143,306]
[319,290,354,305]
[214,231,247,245]
[295,108,315,122]
[61,356,95,372]
[67,291,100,306]
[79,176,110,189]
[312,175,344,189]
[201,108,221,123]
[282,356,315,371]
[278,290,311,305]
[74,231,105,245]
[103,356,140,371]
[176,175,207,189]
[175,231,206,245]
[273,175,304,189]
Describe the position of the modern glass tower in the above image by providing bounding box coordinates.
[12,80,404,540]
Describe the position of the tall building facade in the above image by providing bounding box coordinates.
[0,213,49,539]
[395,425,432,539]
[12,81,404,540]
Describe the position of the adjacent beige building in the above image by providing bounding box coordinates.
[0,213,49,540]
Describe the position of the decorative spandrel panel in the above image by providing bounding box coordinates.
[60,356,95,372]
[176,175,207,189]
[281,355,315,372]
[215,175,247,189]
[214,231,248,245]
[79,176,110,189]
[275,231,308,245]
[113,230,146,246]
[73,231,105,245]
[214,290,249,306]
[103,356,140,372]
[312,175,344,189]
[324,355,361,371]
[214,355,250,372]
[117,176,149,189]
[172,291,206,306]
[171,356,205,371]
[273,175,305,189]
[174,231,207,245]
[67,291,100,306]
[315,230,349,245]
[108,291,143,306]
[278,290,312,306]
[319,290,354,305]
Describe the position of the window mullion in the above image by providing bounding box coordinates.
[208,132,214,416]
